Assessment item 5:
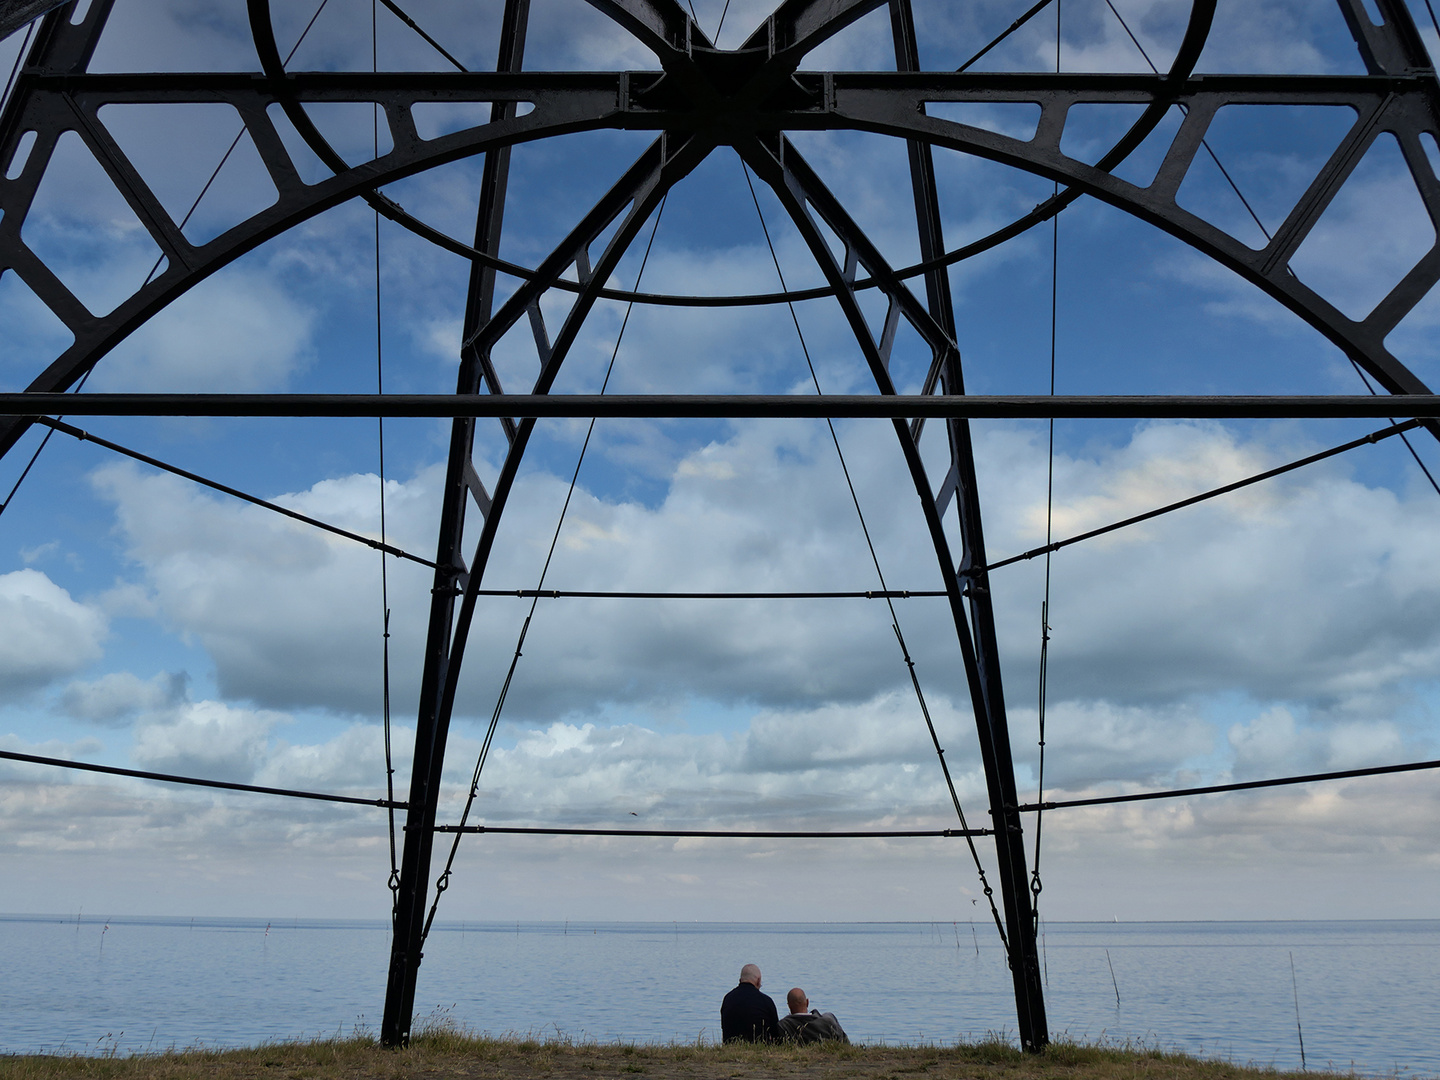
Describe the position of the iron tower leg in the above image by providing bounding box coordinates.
[888,0,1048,1050]
[380,0,531,1047]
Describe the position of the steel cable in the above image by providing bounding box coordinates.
[957,0,1056,73]
[0,747,404,808]
[377,0,467,72]
[739,159,1010,956]
[980,419,1425,573]
[27,416,435,566]
[1030,0,1061,935]
[1100,0,1271,244]
[373,0,402,918]
[419,195,670,943]
[1347,360,1440,499]
[1015,755,1440,811]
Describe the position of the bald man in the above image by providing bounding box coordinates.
[778,987,849,1044]
[720,963,780,1043]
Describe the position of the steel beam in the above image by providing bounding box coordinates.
[0,0,65,42]
[4,393,1440,419]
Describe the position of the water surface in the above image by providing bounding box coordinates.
[1,916,1434,1077]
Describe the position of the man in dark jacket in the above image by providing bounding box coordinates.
[778,987,848,1044]
[720,963,780,1042]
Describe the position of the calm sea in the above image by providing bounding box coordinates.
[0,917,1435,1076]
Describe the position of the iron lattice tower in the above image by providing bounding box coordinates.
[2,0,1439,1050]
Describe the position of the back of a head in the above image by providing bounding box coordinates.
[786,987,807,1013]
[739,963,762,986]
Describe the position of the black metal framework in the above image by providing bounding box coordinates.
[3,0,1439,1054]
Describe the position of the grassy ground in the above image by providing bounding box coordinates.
[0,1033,1323,1080]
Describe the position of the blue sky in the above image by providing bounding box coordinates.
[2,0,1440,928]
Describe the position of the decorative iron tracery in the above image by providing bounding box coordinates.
[1,0,1438,1053]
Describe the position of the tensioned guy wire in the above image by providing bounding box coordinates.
[373,0,401,916]
[1031,0,1061,933]
[1100,0,1270,245]
[419,195,671,943]
[1347,359,1440,500]
[0,368,93,520]
[739,158,1011,957]
[957,0,1055,73]
[377,0,468,72]
[715,0,733,43]
[982,418,1424,573]
[27,416,435,566]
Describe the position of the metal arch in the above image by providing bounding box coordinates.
[739,0,884,59]
[0,0,1222,434]
[6,2,1437,426]
[737,125,1048,1048]
[771,0,1440,404]
[0,31,632,454]
[0,0,65,42]
[381,130,716,1044]
[820,75,1440,401]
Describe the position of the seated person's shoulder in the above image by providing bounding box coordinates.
[780,1010,848,1044]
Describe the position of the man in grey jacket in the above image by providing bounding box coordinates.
[778,987,849,1044]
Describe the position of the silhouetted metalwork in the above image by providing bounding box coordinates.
[2,0,1439,1055]
[0,748,409,807]
[5,392,1440,419]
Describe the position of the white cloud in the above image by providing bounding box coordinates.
[61,671,182,725]
[1227,706,1405,778]
[0,569,108,693]
[131,699,287,783]
[85,415,1440,738]
[90,461,435,715]
[977,421,1440,708]
[89,268,316,392]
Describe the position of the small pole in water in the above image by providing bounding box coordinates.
[100,921,109,953]
[971,920,979,956]
[264,922,271,937]
[1105,948,1120,1009]
[1290,951,1307,1071]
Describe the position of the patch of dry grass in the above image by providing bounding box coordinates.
[0,1031,1330,1080]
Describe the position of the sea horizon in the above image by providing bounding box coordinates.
[2,915,1436,1076]
[9,912,1437,925]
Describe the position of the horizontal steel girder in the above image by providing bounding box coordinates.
[4,393,1439,418]
[4,68,1438,451]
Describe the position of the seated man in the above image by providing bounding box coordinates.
[720,963,780,1043]
[779,987,849,1044]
